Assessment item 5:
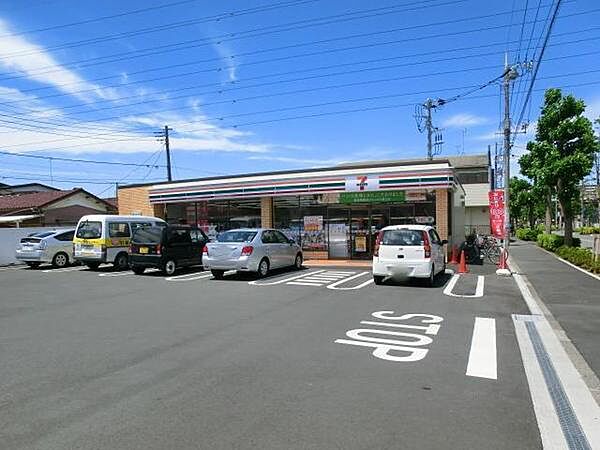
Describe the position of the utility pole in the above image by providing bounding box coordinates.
[415,99,444,159]
[498,54,519,275]
[154,125,173,182]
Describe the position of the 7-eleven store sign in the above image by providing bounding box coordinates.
[345,175,380,192]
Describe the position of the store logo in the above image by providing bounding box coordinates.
[345,175,379,192]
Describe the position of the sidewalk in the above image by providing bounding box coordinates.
[510,240,600,378]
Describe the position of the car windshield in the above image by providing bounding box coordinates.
[382,229,424,246]
[216,230,257,243]
[132,227,163,244]
[76,221,102,239]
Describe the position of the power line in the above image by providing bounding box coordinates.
[5,2,586,99]
[0,0,454,69]
[0,0,205,38]
[0,174,164,185]
[0,1,573,83]
[0,150,166,168]
[513,0,563,145]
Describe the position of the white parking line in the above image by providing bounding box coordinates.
[0,266,26,271]
[327,272,374,290]
[465,317,497,380]
[98,271,133,277]
[42,266,87,273]
[165,270,235,281]
[287,281,325,286]
[443,274,485,298]
[248,270,327,286]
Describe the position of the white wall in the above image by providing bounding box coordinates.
[0,227,70,266]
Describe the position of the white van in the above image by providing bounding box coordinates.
[73,215,165,270]
[372,225,447,286]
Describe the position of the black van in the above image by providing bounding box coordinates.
[129,225,208,275]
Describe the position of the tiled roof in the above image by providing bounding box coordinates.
[0,189,79,212]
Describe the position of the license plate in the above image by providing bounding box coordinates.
[139,247,149,254]
[83,244,94,250]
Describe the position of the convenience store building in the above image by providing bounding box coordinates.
[118,158,472,260]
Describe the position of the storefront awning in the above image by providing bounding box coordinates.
[147,161,456,204]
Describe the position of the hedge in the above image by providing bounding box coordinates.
[516,227,542,241]
[536,233,581,252]
[578,226,600,235]
[555,246,600,274]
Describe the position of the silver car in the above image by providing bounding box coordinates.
[203,228,303,278]
[15,229,75,269]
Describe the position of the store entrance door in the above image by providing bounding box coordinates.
[350,207,371,260]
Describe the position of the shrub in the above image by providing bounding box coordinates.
[516,227,542,241]
[555,246,600,274]
[536,233,581,251]
[579,226,600,235]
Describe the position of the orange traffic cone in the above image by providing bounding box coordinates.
[458,250,469,274]
[450,246,459,264]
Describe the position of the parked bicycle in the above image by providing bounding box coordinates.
[476,233,502,265]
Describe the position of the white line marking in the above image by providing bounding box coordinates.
[327,272,374,290]
[248,269,326,286]
[42,266,86,273]
[536,247,600,282]
[166,270,235,281]
[98,271,133,277]
[287,281,325,286]
[443,274,484,298]
[513,273,543,316]
[466,317,497,380]
[0,266,26,271]
[512,316,569,448]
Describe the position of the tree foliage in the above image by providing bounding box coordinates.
[518,88,599,245]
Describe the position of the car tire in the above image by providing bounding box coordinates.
[86,262,100,270]
[163,260,176,276]
[257,258,269,278]
[294,253,303,270]
[26,262,41,269]
[427,265,435,287]
[114,252,129,271]
[52,252,69,268]
[211,269,225,279]
[132,266,145,275]
[373,275,384,285]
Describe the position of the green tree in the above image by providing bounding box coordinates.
[519,88,599,245]
[509,177,541,228]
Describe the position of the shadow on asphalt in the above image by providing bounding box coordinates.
[377,271,454,289]
[210,266,310,282]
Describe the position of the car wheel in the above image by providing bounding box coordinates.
[52,252,69,268]
[86,262,100,270]
[373,275,384,285]
[211,269,225,279]
[257,258,269,278]
[132,266,145,275]
[163,260,176,276]
[427,265,435,287]
[26,262,41,269]
[114,252,129,271]
[294,253,303,270]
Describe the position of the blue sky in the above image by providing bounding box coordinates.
[0,0,598,197]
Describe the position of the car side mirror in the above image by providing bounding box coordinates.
[441,239,448,245]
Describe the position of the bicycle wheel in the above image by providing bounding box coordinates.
[486,244,501,264]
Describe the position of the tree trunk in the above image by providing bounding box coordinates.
[558,194,573,248]
[545,190,552,233]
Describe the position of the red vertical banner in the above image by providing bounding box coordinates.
[488,190,505,238]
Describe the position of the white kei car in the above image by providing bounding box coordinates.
[372,225,447,286]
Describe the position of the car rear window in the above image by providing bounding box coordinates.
[216,231,257,243]
[132,227,163,244]
[30,231,55,238]
[76,221,102,239]
[382,229,424,246]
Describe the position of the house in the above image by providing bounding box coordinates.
[0,188,117,227]
[447,154,491,235]
[0,182,60,195]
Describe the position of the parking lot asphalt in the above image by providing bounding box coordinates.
[0,263,540,450]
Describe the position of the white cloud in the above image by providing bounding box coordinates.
[211,42,237,82]
[0,18,117,102]
[442,113,489,128]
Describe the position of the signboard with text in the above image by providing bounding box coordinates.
[339,190,406,204]
[345,175,380,192]
[488,190,505,238]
